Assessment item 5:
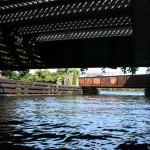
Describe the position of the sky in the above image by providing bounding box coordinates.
[30,67,147,75]
[87,67,147,75]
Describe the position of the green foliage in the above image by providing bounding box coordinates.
[127,67,139,75]
[33,69,51,82]
[18,70,29,77]
[0,68,80,85]
[67,91,72,95]
[56,68,79,85]
[0,70,20,80]
[101,88,144,92]
[120,67,139,75]
[80,68,88,74]
[57,68,71,84]
[146,67,150,74]
[121,67,127,74]
[101,67,106,73]
[72,69,80,85]
[100,67,139,75]
[19,72,34,81]
[50,72,58,83]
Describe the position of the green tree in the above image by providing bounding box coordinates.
[0,68,80,85]
[50,72,58,83]
[18,69,29,77]
[100,67,139,75]
[56,68,73,84]
[0,70,20,80]
[80,68,88,74]
[32,69,51,82]
[72,69,80,85]
[101,67,106,73]
[19,73,34,81]
[121,67,139,75]
[146,67,150,74]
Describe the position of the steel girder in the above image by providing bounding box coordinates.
[0,0,150,69]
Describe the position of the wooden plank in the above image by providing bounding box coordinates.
[0,79,52,86]
[0,79,83,96]
[1,93,59,97]
[0,89,66,94]
[0,83,57,90]
[0,79,23,84]
[72,89,83,91]
[1,88,82,94]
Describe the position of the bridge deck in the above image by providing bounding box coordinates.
[0,0,150,69]
[79,75,150,88]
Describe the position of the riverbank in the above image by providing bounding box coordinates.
[100,88,144,92]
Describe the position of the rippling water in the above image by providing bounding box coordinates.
[0,91,150,150]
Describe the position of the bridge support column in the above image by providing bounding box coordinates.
[82,87,99,95]
[144,88,150,97]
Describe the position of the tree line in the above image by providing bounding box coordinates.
[1,67,150,85]
[0,69,80,86]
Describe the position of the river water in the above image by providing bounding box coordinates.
[0,91,150,150]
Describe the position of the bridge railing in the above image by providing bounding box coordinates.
[0,79,82,96]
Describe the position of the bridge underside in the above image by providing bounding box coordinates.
[0,0,150,70]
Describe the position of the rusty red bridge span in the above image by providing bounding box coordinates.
[79,74,150,88]
[79,74,150,95]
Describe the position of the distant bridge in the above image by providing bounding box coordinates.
[79,74,150,88]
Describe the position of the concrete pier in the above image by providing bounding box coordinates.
[144,88,150,97]
[82,87,100,95]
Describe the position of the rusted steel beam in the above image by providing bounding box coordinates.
[0,0,131,26]
[79,75,150,88]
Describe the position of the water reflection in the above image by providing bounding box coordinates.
[0,92,150,149]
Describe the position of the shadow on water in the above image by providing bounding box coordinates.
[0,83,6,97]
[115,143,150,150]
[0,144,37,150]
